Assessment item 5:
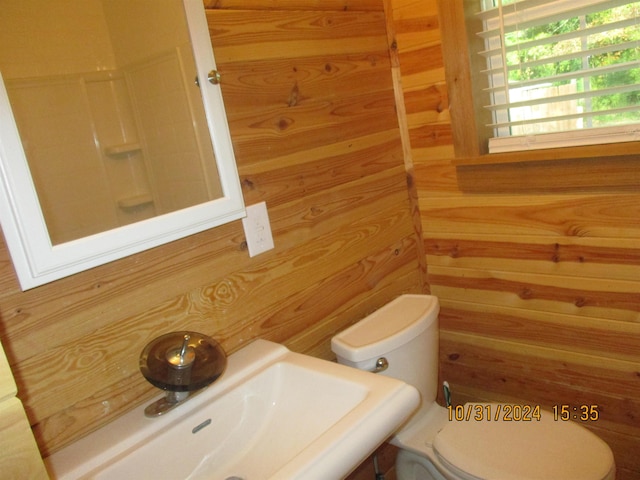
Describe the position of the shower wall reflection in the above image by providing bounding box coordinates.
[0,0,222,244]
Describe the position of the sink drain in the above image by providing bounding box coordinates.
[225,477,244,480]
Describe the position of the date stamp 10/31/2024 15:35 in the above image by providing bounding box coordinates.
[447,404,600,422]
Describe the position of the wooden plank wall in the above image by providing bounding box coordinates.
[389,0,640,478]
[0,341,47,479]
[0,0,428,461]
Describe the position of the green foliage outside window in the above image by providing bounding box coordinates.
[500,2,640,126]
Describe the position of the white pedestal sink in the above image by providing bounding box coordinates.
[46,339,419,480]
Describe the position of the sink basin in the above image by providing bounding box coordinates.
[46,339,419,479]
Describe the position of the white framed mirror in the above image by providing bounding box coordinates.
[0,0,245,290]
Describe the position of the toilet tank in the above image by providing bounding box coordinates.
[331,295,440,407]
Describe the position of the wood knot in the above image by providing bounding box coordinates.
[276,117,293,131]
[406,172,414,188]
[288,82,299,107]
[212,280,239,305]
[520,288,534,299]
[241,178,255,190]
[448,353,460,361]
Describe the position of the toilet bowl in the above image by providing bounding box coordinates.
[331,294,615,480]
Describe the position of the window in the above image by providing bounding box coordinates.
[478,0,640,153]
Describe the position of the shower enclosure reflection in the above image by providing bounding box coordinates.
[1,0,222,244]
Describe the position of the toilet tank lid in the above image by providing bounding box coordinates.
[331,295,439,362]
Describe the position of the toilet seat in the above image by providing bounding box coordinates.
[432,403,615,480]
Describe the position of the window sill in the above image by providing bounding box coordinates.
[454,142,640,193]
[453,141,640,167]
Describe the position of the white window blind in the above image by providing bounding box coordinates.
[478,0,640,153]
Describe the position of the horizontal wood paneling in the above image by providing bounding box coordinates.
[438,299,640,362]
[219,53,395,114]
[457,155,640,193]
[208,10,388,62]
[390,0,640,477]
[203,0,384,11]
[429,263,639,318]
[440,331,640,425]
[0,1,427,461]
[420,194,640,238]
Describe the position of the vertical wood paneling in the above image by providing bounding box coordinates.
[0,0,427,460]
[390,0,640,477]
[0,342,48,479]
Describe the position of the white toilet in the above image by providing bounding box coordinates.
[331,294,616,480]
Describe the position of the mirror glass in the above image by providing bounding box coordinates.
[0,0,245,289]
[1,0,223,244]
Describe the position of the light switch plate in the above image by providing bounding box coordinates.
[242,202,274,257]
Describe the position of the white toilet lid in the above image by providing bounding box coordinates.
[433,403,614,480]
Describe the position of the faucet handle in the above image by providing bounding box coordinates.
[166,334,195,368]
[179,334,190,359]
